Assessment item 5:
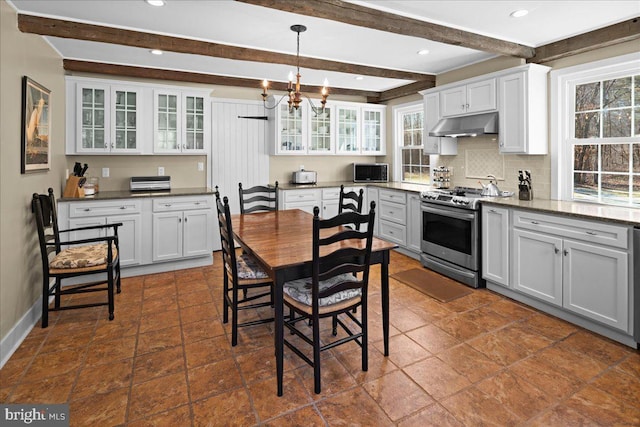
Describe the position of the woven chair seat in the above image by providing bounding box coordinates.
[237,254,269,280]
[49,243,116,269]
[283,273,362,307]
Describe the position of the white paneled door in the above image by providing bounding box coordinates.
[210,100,269,250]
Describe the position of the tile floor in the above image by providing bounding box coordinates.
[1,251,639,426]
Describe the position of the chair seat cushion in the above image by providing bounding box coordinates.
[283,273,361,307]
[237,254,269,280]
[49,243,114,269]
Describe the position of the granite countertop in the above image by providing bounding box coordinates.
[481,197,640,227]
[58,187,215,202]
[278,181,430,193]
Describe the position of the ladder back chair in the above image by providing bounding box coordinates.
[338,185,365,230]
[215,191,274,346]
[238,181,279,214]
[32,188,122,327]
[282,201,376,394]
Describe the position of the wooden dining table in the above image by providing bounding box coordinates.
[231,208,398,396]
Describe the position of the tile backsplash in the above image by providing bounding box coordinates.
[433,135,551,199]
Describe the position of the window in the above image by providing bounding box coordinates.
[394,102,430,184]
[552,53,640,206]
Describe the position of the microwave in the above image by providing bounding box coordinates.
[353,163,389,183]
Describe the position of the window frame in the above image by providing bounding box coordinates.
[392,101,430,185]
[550,52,640,205]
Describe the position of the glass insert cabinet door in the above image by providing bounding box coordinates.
[156,92,180,151]
[184,95,205,150]
[80,86,108,150]
[337,106,359,153]
[308,105,332,153]
[113,89,138,150]
[362,109,382,153]
[279,103,305,153]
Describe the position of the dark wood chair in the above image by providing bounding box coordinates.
[282,201,376,394]
[32,188,121,327]
[215,191,274,346]
[238,181,279,214]
[338,184,364,230]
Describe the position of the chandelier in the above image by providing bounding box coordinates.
[261,25,329,113]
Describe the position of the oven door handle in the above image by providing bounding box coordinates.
[421,204,476,221]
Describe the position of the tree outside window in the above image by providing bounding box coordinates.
[396,106,430,184]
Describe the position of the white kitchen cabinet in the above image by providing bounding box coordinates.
[367,187,379,236]
[440,78,496,117]
[308,104,334,154]
[422,92,457,155]
[280,188,321,214]
[269,100,307,155]
[71,82,142,154]
[361,105,386,155]
[481,205,510,287]
[378,189,407,246]
[406,193,422,253]
[510,209,630,331]
[321,187,341,218]
[153,90,209,154]
[152,195,214,262]
[498,64,550,154]
[336,104,360,154]
[63,199,143,266]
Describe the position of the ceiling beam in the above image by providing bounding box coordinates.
[19,14,433,82]
[238,0,535,59]
[529,17,640,64]
[62,60,381,98]
[371,80,435,103]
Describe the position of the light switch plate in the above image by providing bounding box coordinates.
[158,166,165,176]
[102,167,109,178]
[197,162,204,171]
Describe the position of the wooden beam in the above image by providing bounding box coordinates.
[62,60,380,98]
[371,80,436,103]
[238,0,535,59]
[19,14,433,82]
[530,17,640,64]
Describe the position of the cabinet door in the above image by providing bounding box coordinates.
[107,214,142,266]
[406,194,422,253]
[111,86,141,153]
[466,79,496,113]
[423,92,457,155]
[321,200,339,219]
[361,107,385,155]
[152,212,183,262]
[563,240,629,331]
[277,102,306,154]
[440,85,467,117]
[154,90,182,153]
[68,217,106,242]
[182,93,208,153]
[308,104,333,154]
[76,83,110,153]
[366,187,379,236]
[512,229,563,305]
[498,72,526,153]
[283,202,317,215]
[336,105,359,154]
[183,210,212,257]
[482,206,509,287]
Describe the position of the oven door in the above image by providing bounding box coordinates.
[421,202,479,271]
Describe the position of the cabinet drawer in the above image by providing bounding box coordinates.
[322,188,341,200]
[379,200,406,225]
[512,210,629,249]
[283,189,320,203]
[69,199,142,217]
[379,189,406,204]
[152,195,213,212]
[379,220,407,246]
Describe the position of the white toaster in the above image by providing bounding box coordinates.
[291,170,317,184]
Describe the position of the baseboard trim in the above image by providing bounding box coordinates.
[0,294,43,369]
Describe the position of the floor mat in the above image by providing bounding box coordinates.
[391,268,473,302]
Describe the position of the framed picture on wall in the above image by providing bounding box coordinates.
[21,76,51,173]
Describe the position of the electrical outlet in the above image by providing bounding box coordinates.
[102,167,109,178]
[197,162,204,172]
[158,166,165,176]
[299,165,305,171]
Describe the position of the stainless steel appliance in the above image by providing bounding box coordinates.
[353,163,389,183]
[420,186,484,288]
[130,176,171,192]
[291,170,317,184]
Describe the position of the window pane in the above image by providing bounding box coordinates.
[603,109,631,138]
[634,108,640,137]
[603,77,631,108]
[573,172,598,200]
[402,149,410,165]
[575,82,600,111]
[602,174,629,203]
[634,175,640,204]
[602,144,629,173]
[573,145,597,171]
[635,76,640,105]
[575,112,600,138]
[633,144,640,173]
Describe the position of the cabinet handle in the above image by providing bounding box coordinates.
[461,104,465,110]
[489,209,497,213]
[104,143,108,149]
[84,208,91,212]
[120,206,126,210]
[184,217,188,222]
[554,247,559,254]
[165,204,172,207]
[586,231,597,236]
[531,221,539,225]
[466,103,470,109]
[195,202,200,205]
[111,143,114,149]
[389,211,394,214]
[563,249,568,256]
[179,218,182,223]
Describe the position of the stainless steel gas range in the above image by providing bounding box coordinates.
[420,187,484,288]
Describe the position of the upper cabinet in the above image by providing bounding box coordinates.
[498,64,550,155]
[66,77,210,155]
[440,78,496,117]
[268,97,385,156]
[422,92,457,155]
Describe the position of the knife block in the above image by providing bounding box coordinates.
[518,187,533,201]
[63,176,85,198]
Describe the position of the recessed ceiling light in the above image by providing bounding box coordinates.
[145,0,165,7]
[510,9,529,18]
[417,49,430,55]
[355,76,364,81]
[150,49,163,55]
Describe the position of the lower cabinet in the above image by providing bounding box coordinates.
[280,186,367,219]
[481,205,509,287]
[407,193,422,253]
[366,187,379,236]
[152,196,215,262]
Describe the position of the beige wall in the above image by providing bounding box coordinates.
[269,155,377,183]
[1,1,67,341]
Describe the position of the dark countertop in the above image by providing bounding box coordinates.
[58,187,215,202]
[278,181,430,193]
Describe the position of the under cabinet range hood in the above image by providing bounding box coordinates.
[429,112,498,138]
